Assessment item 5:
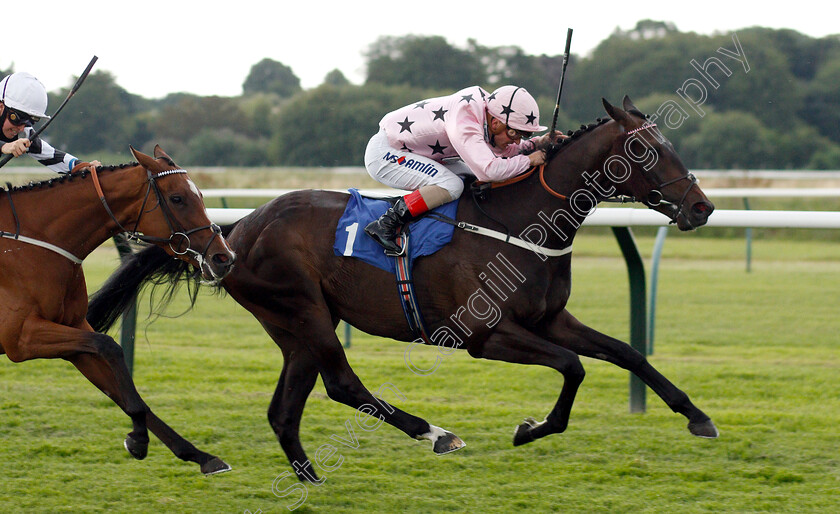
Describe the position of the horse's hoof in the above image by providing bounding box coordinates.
[513,418,538,447]
[124,434,149,460]
[295,462,321,483]
[433,431,466,454]
[688,419,719,438]
[201,457,232,476]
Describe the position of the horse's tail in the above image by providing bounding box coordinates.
[86,222,239,333]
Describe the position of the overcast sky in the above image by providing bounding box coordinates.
[8,0,837,100]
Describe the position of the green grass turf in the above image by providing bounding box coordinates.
[1,234,838,513]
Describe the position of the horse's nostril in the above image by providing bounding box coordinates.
[693,202,714,215]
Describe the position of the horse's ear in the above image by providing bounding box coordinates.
[602,98,614,116]
[153,144,169,161]
[622,95,639,113]
[130,145,159,171]
[153,145,176,166]
[602,98,630,126]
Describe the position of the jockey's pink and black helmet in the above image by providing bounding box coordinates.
[486,85,547,133]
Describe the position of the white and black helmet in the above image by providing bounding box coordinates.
[0,72,51,120]
[486,85,546,133]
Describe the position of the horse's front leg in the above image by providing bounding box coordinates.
[260,323,323,483]
[539,309,718,438]
[469,319,586,446]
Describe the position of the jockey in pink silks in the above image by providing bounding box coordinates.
[363,85,560,254]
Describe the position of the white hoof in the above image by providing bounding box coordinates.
[417,424,466,454]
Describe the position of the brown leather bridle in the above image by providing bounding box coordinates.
[88,165,223,260]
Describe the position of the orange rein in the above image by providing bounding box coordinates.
[77,161,155,240]
[475,164,569,201]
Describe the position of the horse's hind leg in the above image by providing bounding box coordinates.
[19,320,230,475]
[143,411,231,475]
[13,321,152,460]
[282,308,463,457]
[67,351,151,459]
[542,309,718,438]
[69,349,230,474]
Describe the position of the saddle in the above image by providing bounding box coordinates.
[333,189,458,273]
[334,188,460,342]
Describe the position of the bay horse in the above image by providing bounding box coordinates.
[88,98,718,482]
[0,145,236,475]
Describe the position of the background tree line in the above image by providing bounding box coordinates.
[7,21,840,169]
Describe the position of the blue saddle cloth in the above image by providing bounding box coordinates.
[333,188,459,273]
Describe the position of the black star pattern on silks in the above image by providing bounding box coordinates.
[501,104,515,117]
[460,94,474,104]
[414,100,430,109]
[487,92,497,102]
[400,142,413,152]
[526,111,537,125]
[432,107,448,121]
[428,140,448,155]
[397,116,414,133]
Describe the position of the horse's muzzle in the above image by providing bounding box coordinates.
[201,249,236,283]
[677,200,714,231]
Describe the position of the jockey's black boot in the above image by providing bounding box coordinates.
[364,197,413,254]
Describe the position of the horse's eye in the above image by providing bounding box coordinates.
[170,195,183,204]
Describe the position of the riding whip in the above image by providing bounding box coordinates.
[549,28,573,139]
[0,55,98,168]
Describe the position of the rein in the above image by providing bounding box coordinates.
[474,165,569,200]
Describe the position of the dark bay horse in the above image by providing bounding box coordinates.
[0,145,236,475]
[88,98,718,482]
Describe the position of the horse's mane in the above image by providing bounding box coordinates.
[2,162,139,193]
[545,108,650,160]
[545,118,610,160]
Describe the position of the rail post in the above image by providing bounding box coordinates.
[343,322,352,348]
[743,197,753,272]
[113,235,137,375]
[648,226,669,354]
[611,227,648,413]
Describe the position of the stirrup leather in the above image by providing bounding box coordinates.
[384,232,408,257]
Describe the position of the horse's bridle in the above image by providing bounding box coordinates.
[532,122,699,226]
[638,169,699,224]
[89,165,222,262]
[613,123,700,226]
